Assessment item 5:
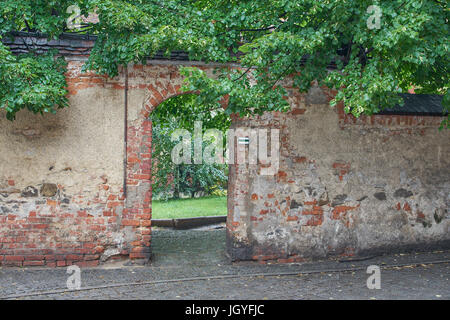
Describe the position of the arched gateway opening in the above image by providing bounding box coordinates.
[123,64,233,265]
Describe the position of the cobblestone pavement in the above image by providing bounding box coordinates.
[0,227,449,300]
[150,226,229,267]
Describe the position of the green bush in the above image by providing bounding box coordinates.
[151,94,229,200]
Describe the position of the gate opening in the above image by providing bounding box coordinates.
[149,93,231,266]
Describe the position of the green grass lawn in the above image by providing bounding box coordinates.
[152,196,227,219]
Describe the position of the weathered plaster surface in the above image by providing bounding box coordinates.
[228,85,449,262]
[0,61,127,266]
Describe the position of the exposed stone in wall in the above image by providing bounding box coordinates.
[0,177,126,267]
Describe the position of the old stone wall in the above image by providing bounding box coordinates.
[227,84,450,263]
[0,55,448,267]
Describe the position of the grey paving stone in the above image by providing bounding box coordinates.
[0,227,449,300]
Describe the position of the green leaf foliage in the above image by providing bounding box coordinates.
[1,0,448,126]
[151,94,228,200]
[0,0,92,120]
[0,42,68,120]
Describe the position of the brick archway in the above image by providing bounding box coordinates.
[123,66,189,262]
[122,63,233,263]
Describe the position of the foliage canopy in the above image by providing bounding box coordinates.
[0,0,448,127]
